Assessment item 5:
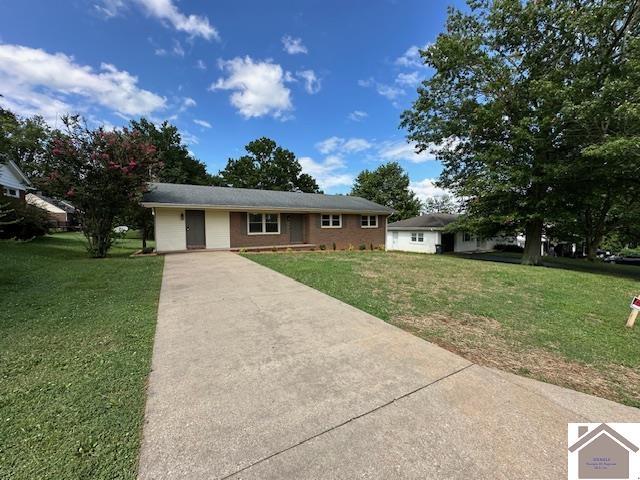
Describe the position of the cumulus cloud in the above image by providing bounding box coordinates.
[315,136,372,155]
[395,44,430,68]
[282,35,308,55]
[196,59,206,70]
[299,155,353,190]
[348,110,368,121]
[395,71,420,86]
[377,140,436,163]
[0,44,166,122]
[181,97,196,109]
[358,77,405,101]
[210,56,293,119]
[96,0,218,40]
[409,178,452,203]
[296,69,321,94]
[193,119,212,128]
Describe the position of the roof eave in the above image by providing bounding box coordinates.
[141,202,393,215]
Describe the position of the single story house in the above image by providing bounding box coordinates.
[141,182,393,253]
[0,158,31,201]
[26,193,77,229]
[387,213,519,254]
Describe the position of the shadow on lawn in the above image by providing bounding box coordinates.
[454,252,640,282]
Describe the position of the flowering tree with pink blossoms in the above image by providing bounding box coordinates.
[43,117,159,257]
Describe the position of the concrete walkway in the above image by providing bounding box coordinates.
[138,252,639,480]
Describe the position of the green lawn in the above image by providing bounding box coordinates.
[0,233,164,479]
[244,251,640,407]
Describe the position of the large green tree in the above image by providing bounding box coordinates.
[219,137,320,192]
[351,162,422,222]
[401,0,640,265]
[0,108,51,178]
[129,118,216,185]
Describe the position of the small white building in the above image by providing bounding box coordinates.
[386,213,516,254]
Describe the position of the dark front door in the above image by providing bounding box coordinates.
[289,214,304,244]
[185,210,206,249]
[442,233,455,252]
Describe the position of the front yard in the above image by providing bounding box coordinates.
[0,233,163,479]
[245,251,640,408]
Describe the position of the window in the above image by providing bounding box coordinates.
[2,187,19,198]
[247,213,280,234]
[410,232,424,243]
[321,214,342,228]
[463,232,472,242]
[361,215,378,228]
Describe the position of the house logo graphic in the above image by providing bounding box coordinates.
[568,423,640,480]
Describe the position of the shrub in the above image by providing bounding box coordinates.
[376,244,385,251]
[0,197,50,240]
[319,244,326,250]
[494,244,524,253]
[347,244,355,251]
[621,247,640,258]
[370,243,374,251]
[332,242,336,251]
[358,243,366,250]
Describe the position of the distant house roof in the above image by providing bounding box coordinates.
[388,213,459,230]
[0,157,32,189]
[141,182,394,215]
[27,193,76,214]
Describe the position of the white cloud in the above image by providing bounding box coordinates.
[378,140,435,163]
[0,44,166,122]
[96,0,218,40]
[409,178,451,204]
[172,39,185,57]
[296,69,321,94]
[357,78,374,88]
[193,119,212,128]
[315,136,372,155]
[182,97,196,108]
[282,35,307,55]
[395,71,420,86]
[196,59,206,70]
[154,48,167,56]
[395,44,430,68]
[376,83,404,100]
[348,110,368,122]
[210,56,293,119]
[181,130,199,145]
[299,155,353,190]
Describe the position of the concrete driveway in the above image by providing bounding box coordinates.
[138,252,639,479]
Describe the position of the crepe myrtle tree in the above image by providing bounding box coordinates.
[43,117,159,258]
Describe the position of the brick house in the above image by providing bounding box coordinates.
[141,182,392,253]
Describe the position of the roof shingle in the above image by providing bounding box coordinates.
[387,213,459,230]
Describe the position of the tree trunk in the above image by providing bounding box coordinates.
[586,234,603,261]
[522,219,543,266]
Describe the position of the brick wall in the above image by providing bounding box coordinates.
[229,212,387,249]
[307,214,386,250]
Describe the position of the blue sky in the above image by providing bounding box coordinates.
[0,0,465,198]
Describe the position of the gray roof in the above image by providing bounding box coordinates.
[142,182,394,214]
[388,213,459,230]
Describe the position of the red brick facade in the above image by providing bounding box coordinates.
[229,212,386,249]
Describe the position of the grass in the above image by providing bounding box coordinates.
[0,233,164,479]
[244,251,640,408]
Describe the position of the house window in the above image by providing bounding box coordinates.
[361,215,377,228]
[247,213,280,235]
[2,187,19,198]
[321,214,342,228]
[463,232,472,242]
[411,232,424,243]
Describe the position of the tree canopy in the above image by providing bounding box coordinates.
[219,137,320,193]
[401,0,640,264]
[423,194,458,214]
[351,162,422,222]
[0,108,51,177]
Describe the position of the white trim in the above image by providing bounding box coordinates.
[360,215,378,228]
[2,186,20,198]
[141,202,390,215]
[320,213,342,228]
[247,212,281,235]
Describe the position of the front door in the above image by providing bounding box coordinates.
[441,233,455,252]
[289,214,304,244]
[185,210,206,249]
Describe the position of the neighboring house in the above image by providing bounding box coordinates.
[568,423,638,480]
[386,213,519,254]
[0,159,31,201]
[141,182,393,253]
[26,193,77,229]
